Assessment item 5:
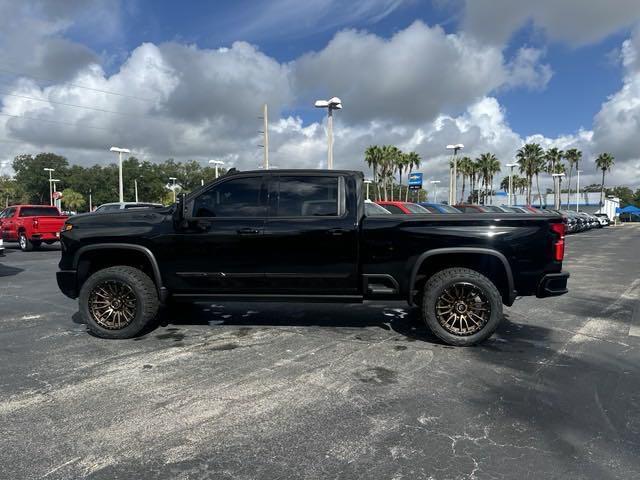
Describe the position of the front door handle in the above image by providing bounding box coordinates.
[327,228,348,236]
[237,228,261,235]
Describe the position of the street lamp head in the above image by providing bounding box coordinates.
[446,144,464,150]
[363,179,372,184]
[110,147,130,154]
[506,163,518,168]
[209,160,225,165]
[430,180,441,184]
[50,178,61,182]
[43,167,55,172]
[552,173,566,177]
[315,97,342,109]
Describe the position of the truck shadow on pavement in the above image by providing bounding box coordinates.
[0,263,23,277]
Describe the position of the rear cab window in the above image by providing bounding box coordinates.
[19,207,60,217]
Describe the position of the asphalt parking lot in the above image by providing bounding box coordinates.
[1,225,639,480]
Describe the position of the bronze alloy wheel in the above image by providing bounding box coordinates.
[434,281,491,336]
[88,280,137,330]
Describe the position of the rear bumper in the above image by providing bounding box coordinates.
[32,232,60,241]
[536,272,569,298]
[57,270,78,299]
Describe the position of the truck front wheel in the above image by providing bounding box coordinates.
[421,267,502,346]
[79,266,159,339]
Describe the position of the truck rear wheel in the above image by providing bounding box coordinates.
[421,267,502,346]
[79,266,159,339]
[18,232,33,252]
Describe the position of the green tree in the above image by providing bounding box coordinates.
[595,153,615,207]
[457,156,473,203]
[61,188,86,212]
[365,145,385,200]
[544,147,564,207]
[13,153,69,204]
[476,153,500,205]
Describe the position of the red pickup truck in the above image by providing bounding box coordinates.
[0,205,68,251]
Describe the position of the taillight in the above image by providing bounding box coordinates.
[550,222,565,261]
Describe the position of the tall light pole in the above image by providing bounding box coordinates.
[430,180,441,203]
[89,188,92,212]
[169,177,177,203]
[50,179,61,209]
[209,160,225,179]
[134,179,139,202]
[506,163,518,206]
[44,168,55,205]
[315,97,342,169]
[575,169,583,212]
[552,173,565,210]
[364,179,372,200]
[109,147,130,203]
[446,144,464,205]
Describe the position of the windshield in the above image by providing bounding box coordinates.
[405,203,430,214]
[19,207,60,217]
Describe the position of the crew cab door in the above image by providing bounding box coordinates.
[1,207,18,241]
[262,174,359,294]
[163,175,267,293]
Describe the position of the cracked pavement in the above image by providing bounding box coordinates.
[1,225,639,479]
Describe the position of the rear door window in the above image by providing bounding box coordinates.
[272,176,344,217]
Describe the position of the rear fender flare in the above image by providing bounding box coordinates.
[408,247,515,304]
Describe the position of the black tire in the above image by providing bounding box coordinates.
[18,232,33,252]
[421,267,503,346]
[32,240,42,249]
[79,266,159,339]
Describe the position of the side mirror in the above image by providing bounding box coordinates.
[174,193,189,229]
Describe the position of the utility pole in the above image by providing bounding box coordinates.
[260,103,269,170]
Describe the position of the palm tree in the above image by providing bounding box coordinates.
[544,147,564,207]
[475,153,500,204]
[457,156,473,203]
[563,148,582,208]
[61,188,86,212]
[516,143,544,205]
[396,152,410,202]
[469,159,480,203]
[595,153,615,207]
[404,151,421,201]
[365,145,384,200]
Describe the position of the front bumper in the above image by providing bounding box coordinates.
[57,270,78,299]
[536,272,569,298]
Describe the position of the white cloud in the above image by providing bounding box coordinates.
[293,21,549,125]
[504,48,553,91]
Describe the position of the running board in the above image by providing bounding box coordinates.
[171,294,364,303]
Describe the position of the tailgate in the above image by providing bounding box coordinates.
[33,216,67,233]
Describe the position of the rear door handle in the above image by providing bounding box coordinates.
[237,228,261,235]
[327,228,348,236]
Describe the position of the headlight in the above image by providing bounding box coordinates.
[63,223,74,231]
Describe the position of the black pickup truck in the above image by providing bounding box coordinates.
[57,169,569,346]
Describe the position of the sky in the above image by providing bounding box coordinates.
[1,0,640,193]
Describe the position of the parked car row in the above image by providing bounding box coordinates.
[366,200,610,235]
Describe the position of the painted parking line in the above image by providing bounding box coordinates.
[629,301,640,337]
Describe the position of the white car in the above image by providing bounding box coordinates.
[94,202,163,213]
